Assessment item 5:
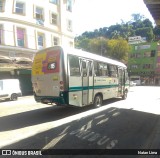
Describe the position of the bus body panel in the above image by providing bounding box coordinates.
[32,47,64,103]
[93,77,111,99]
[69,76,82,107]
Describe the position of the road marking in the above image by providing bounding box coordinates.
[69,129,118,149]
[96,118,109,125]
[81,120,93,131]
[97,136,110,145]
[0,101,121,148]
[88,133,101,142]
[95,114,105,119]
[43,133,66,149]
[59,126,70,135]
[106,140,118,149]
[112,112,120,117]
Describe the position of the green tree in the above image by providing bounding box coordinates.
[153,26,160,40]
[107,39,130,62]
[75,38,90,51]
[135,27,154,42]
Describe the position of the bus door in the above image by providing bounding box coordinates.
[118,68,125,96]
[81,60,93,106]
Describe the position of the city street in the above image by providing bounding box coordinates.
[0,86,160,158]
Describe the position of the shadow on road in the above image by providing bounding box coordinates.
[0,98,121,132]
[4,106,160,158]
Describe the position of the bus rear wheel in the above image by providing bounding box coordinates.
[93,95,102,108]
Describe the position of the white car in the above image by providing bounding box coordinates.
[0,79,22,101]
[130,81,136,86]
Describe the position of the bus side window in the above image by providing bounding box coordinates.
[82,61,87,77]
[118,69,122,83]
[99,63,108,76]
[108,65,118,77]
[69,55,80,76]
[94,61,109,77]
[103,63,108,76]
[94,61,99,76]
[125,69,129,82]
[88,61,93,76]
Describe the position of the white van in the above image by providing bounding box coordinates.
[0,79,22,101]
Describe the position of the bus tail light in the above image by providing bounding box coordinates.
[60,81,64,91]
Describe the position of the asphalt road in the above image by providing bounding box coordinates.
[0,86,160,158]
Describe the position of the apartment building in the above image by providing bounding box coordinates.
[128,42,160,85]
[0,0,74,62]
[0,0,75,94]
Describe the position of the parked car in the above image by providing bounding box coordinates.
[130,81,137,86]
[0,79,22,101]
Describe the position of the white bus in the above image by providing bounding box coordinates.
[32,46,129,108]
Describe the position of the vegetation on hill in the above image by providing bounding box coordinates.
[75,14,160,62]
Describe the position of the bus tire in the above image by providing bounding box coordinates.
[93,94,102,108]
[122,90,127,100]
[10,93,18,101]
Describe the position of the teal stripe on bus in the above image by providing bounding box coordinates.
[69,84,119,92]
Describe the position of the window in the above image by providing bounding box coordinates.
[35,7,44,25]
[37,33,45,49]
[0,25,3,44]
[130,53,141,58]
[66,0,72,12]
[53,37,59,45]
[17,28,26,47]
[48,63,56,70]
[108,65,117,77]
[69,56,80,76]
[35,7,44,20]
[130,64,139,69]
[125,69,129,82]
[0,0,5,12]
[15,1,25,14]
[51,13,58,25]
[88,61,93,76]
[144,52,151,57]
[143,64,153,69]
[151,50,156,57]
[50,0,58,5]
[99,63,108,76]
[94,61,108,76]
[130,54,134,58]
[67,19,72,31]
[82,61,87,76]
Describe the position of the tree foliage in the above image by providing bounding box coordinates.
[107,39,130,61]
[75,13,159,62]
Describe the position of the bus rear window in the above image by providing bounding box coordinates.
[48,62,56,70]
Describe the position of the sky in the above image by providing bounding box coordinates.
[73,0,155,35]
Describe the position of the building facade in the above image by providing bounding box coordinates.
[0,0,74,62]
[128,41,160,85]
[0,0,75,94]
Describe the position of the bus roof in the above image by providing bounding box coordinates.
[36,46,127,68]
